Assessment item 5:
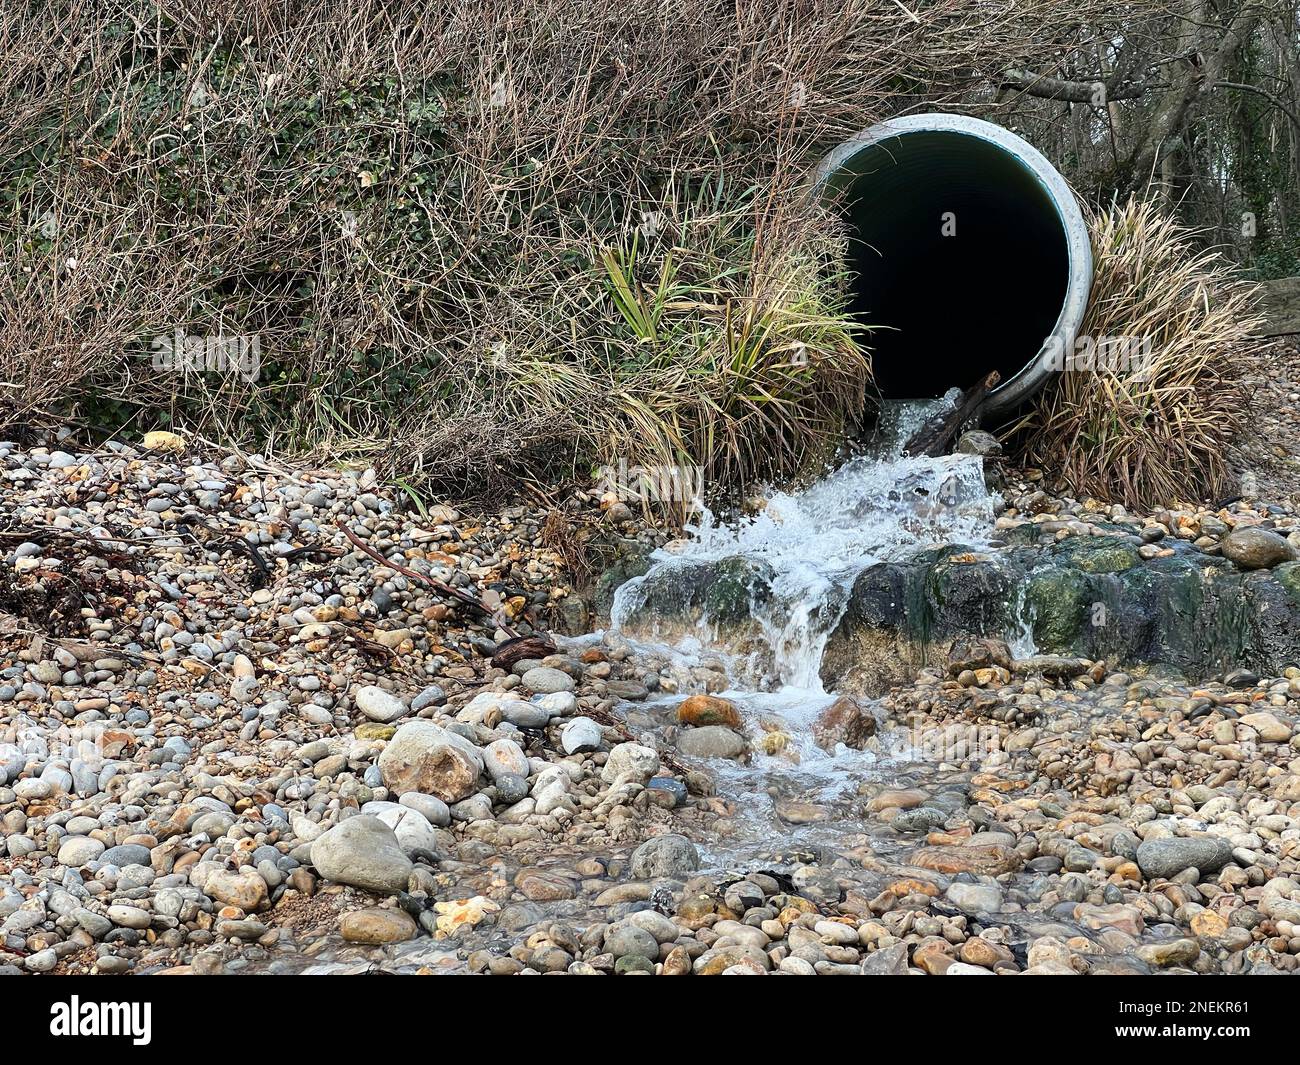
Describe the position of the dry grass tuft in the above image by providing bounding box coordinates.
[0,0,1136,507]
[1020,197,1264,509]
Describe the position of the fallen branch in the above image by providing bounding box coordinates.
[0,526,137,569]
[903,370,1000,457]
[173,516,272,589]
[336,519,519,639]
[281,545,345,564]
[1000,66,1152,103]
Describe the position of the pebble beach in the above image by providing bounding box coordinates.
[3,431,1300,978]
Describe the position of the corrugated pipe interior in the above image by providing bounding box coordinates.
[815,114,1092,417]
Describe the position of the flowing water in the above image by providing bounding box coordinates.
[235,404,1082,975]
[602,397,1030,869]
[611,450,995,686]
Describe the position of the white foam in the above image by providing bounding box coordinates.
[613,451,999,693]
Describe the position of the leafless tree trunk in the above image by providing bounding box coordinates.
[1127,2,1263,188]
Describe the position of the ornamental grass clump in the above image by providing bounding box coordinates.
[1020,197,1263,509]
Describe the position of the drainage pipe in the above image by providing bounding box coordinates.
[814,114,1092,417]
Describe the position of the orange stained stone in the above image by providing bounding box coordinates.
[1191,911,1228,938]
[926,828,973,846]
[971,773,1026,791]
[909,844,1020,876]
[887,878,939,897]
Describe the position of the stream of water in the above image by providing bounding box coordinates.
[254,404,1090,974]
[603,398,1028,866]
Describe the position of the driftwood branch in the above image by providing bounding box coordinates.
[903,371,1000,457]
[336,519,519,639]
[1000,66,1152,103]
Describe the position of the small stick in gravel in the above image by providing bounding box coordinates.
[336,519,520,639]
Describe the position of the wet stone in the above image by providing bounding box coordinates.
[1136,838,1234,880]
[340,908,418,944]
[630,835,699,879]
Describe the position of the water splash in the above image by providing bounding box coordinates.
[600,430,1011,862]
[612,449,999,693]
[871,389,963,459]
[1007,580,1039,658]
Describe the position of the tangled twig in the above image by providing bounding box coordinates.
[336,519,519,639]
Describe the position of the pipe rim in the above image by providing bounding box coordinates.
[814,113,1092,416]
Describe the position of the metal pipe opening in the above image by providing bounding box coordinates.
[816,114,1092,417]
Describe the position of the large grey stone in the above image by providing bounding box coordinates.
[604,922,659,959]
[676,725,748,761]
[100,844,152,868]
[560,717,603,754]
[500,701,551,728]
[355,685,408,723]
[601,742,660,784]
[1136,836,1234,880]
[521,666,575,694]
[1219,527,1296,570]
[482,738,529,781]
[378,720,483,801]
[945,880,1003,913]
[398,791,451,827]
[861,941,910,974]
[56,836,104,868]
[310,815,413,893]
[629,833,699,879]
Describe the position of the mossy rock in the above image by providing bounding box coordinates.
[1049,534,1141,574]
[704,556,775,625]
[998,523,1048,546]
[1243,568,1300,672]
[820,561,923,694]
[924,550,1017,642]
[553,594,592,635]
[1022,565,1092,654]
[1273,561,1300,603]
[593,552,654,617]
[356,723,397,741]
[621,529,1300,692]
[613,554,774,634]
